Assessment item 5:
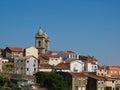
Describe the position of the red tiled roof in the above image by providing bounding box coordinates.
[69,72,87,78]
[108,66,120,69]
[98,65,108,70]
[38,54,57,61]
[70,72,119,80]
[55,62,69,70]
[79,55,97,64]
[39,64,52,69]
[84,73,105,80]
[8,47,23,52]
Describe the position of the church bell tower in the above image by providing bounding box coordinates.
[35,28,49,54]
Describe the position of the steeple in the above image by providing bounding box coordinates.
[35,28,50,54]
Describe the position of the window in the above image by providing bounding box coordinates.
[27,61,29,63]
[21,67,23,70]
[27,68,29,71]
[38,41,41,47]
[101,73,103,76]
[33,64,36,67]
[34,60,36,63]
[112,81,114,83]
[34,68,36,71]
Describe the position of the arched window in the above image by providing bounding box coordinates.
[38,41,41,47]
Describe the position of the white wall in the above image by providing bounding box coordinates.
[25,57,38,75]
[86,63,98,72]
[39,69,52,72]
[49,57,63,66]
[70,60,84,72]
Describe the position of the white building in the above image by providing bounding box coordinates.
[85,62,98,72]
[65,60,84,72]
[15,56,38,75]
[55,60,84,72]
[79,55,98,72]
[70,60,84,72]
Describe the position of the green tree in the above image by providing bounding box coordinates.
[0,75,9,87]
[11,84,21,90]
[34,72,71,90]
[0,75,10,90]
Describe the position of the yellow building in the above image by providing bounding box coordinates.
[24,46,38,58]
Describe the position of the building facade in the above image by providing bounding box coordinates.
[69,60,84,72]
[15,56,38,75]
[24,46,38,58]
[80,55,98,72]
[70,72,88,90]
[2,47,23,59]
[96,66,108,76]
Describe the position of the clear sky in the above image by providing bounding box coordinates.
[0,0,120,65]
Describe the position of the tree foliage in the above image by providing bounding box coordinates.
[0,75,9,87]
[34,72,71,90]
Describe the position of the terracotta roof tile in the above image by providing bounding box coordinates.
[70,72,119,80]
[84,73,105,80]
[98,65,108,70]
[69,72,87,78]
[55,62,69,70]
[39,64,52,69]
[79,55,97,64]
[8,47,23,52]
[38,54,58,61]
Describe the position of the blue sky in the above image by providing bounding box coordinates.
[0,0,120,65]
